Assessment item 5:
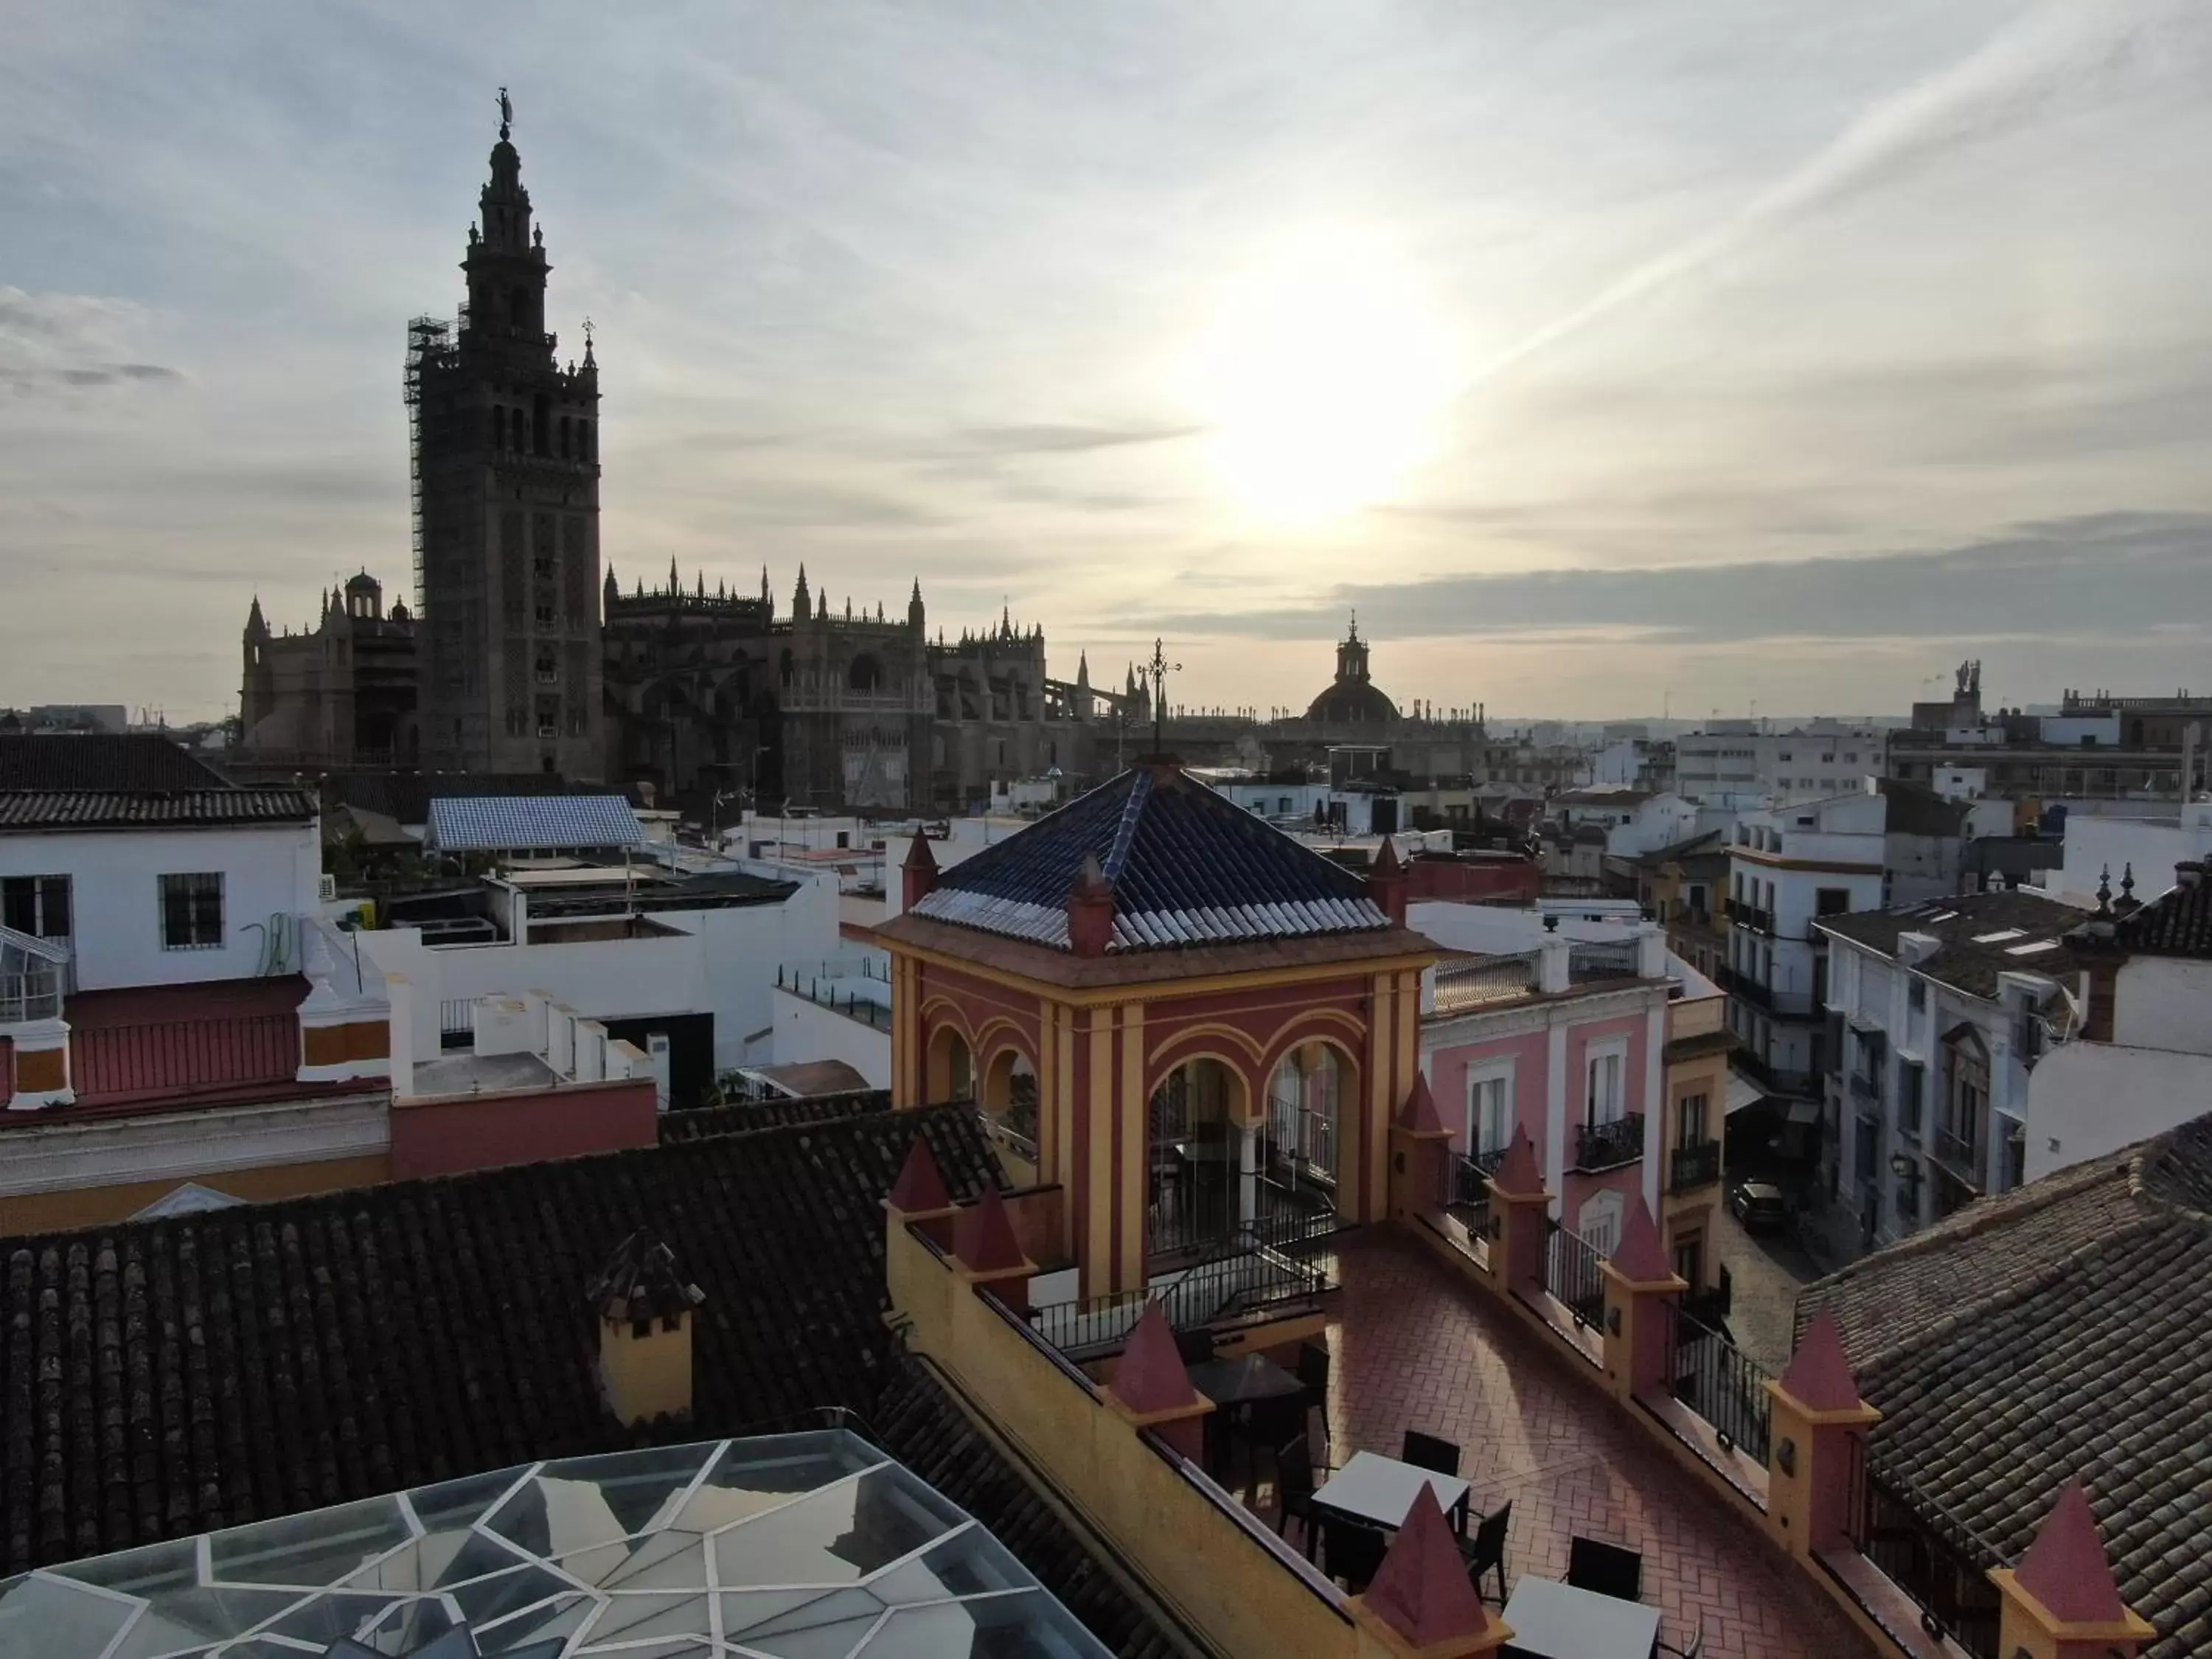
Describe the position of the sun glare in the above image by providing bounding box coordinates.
[1197,237,1458,525]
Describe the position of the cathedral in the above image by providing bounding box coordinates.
[232,100,1134,813]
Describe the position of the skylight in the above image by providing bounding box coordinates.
[1927,911,1958,923]
[1972,928,2026,944]
[11,1432,1113,1658]
[2006,939,2062,956]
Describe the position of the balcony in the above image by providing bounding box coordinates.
[1669,1138,1722,1194]
[1848,1071,1880,1104]
[1567,939,1641,984]
[1430,950,1539,1012]
[1573,1110,1646,1173]
[1933,1125,1982,1190]
[1722,967,1773,1011]
[1736,1050,1821,1098]
[1728,900,1773,934]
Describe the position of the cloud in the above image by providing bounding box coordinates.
[1130,512,2212,646]
[0,287,184,395]
[952,421,1203,455]
[1462,0,2202,392]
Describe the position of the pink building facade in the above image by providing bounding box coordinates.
[1420,959,1670,1253]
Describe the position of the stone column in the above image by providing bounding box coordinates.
[1988,1479,2157,1659]
[1597,1197,1686,1405]
[1237,1119,1259,1231]
[3,1018,72,1110]
[1484,1128,1553,1298]
[1762,1308,1880,1559]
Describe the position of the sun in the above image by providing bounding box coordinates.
[1196,235,1458,525]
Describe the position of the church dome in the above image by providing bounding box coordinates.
[1303,618,1399,726]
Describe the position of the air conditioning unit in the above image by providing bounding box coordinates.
[318,873,338,902]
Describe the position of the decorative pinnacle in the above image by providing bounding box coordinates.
[497,86,512,141]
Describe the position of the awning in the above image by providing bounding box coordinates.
[1787,1099,1823,1124]
[1724,1074,1766,1116]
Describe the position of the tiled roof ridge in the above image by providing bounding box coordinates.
[1100,765,1153,885]
[1863,1210,2190,1376]
[2126,1119,2212,1228]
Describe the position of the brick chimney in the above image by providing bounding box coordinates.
[1368,836,1408,927]
[902,832,939,911]
[1067,853,1116,957]
[586,1231,706,1427]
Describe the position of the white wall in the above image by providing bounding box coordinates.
[0,821,321,990]
[2056,814,2212,907]
[2113,956,2212,1056]
[771,987,891,1088]
[2025,1040,2212,1180]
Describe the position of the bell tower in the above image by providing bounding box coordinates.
[413,88,605,779]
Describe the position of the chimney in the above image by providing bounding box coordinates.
[901,832,939,911]
[2177,859,2205,889]
[1367,835,1408,926]
[586,1231,706,1427]
[1067,853,1116,956]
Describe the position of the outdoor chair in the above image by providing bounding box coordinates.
[1274,1435,1324,1559]
[1566,1534,1644,1601]
[1399,1429,1462,1478]
[1321,1513,1389,1594]
[1658,1612,1705,1657]
[1456,1500,1512,1604]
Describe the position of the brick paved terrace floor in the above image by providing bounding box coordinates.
[1297,1231,1871,1659]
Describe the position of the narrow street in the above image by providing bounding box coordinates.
[1711,1205,1823,1374]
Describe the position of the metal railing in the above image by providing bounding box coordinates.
[1573,1111,1645,1172]
[1659,1298,1773,1463]
[1431,951,1540,1011]
[1543,1219,1606,1328]
[439,998,475,1052]
[1845,1438,2003,1658]
[1728,900,1773,933]
[1669,1138,1722,1194]
[1027,1236,1336,1356]
[1727,971,1775,1012]
[1568,939,1641,982]
[776,966,893,1032]
[1440,1148,1504,1237]
[1933,1125,1980,1188]
[1848,1070,1880,1103]
[70,1015,298,1105]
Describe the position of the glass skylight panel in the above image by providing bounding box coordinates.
[22,1432,1113,1657]
[1971,928,2026,943]
[2007,939,2062,956]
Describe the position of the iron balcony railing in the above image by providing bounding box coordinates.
[1844,1438,2004,1658]
[1727,971,1775,1012]
[1933,1125,1981,1189]
[1848,1070,1881,1103]
[1440,1147,1507,1238]
[1669,1138,1722,1194]
[1728,900,1773,934]
[775,965,893,1033]
[1026,1234,1336,1357]
[1658,1298,1773,1463]
[1431,951,1540,1012]
[69,1015,298,1107]
[1573,1111,1645,1173]
[1568,939,1641,983]
[1542,1219,1606,1328]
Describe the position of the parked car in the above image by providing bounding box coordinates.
[1728,1178,1788,1232]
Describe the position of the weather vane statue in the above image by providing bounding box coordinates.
[498,86,513,140]
[1144,637,1180,759]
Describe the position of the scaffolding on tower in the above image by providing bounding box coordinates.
[403,315,456,615]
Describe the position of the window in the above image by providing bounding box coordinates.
[159,872,223,950]
[1585,1044,1625,1125]
[1,874,71,939]
[1468,1067,1513,1157]
[1908,978,1927,1013]
[1899,1062,1924,1135]
[1677,1091,1708,1147]
[1815,887,1849,917]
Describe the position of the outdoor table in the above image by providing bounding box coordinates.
[1310,1449,1471,1534]
[1188,1352,1307,1482]
[1501,1576,1662,1659]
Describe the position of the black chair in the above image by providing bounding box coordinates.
[1399,1430,1462,1478]
[1274,1435,1323,1559]
[1174,1326,1217,1368]
[1566,1534,1644,1602]
[1295,1341,1332,1458]
[1321,1514,1389,1594]
[1658,1612,1705,1657]
[1246,1391,1310,1488]
[1456,1500,1511,1604]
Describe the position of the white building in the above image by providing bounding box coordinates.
[1675,724,1887,809]
[1816,890,2087,1255]
[2051,799,2212,908]
[1720,782,1968,1111]
[2023,860,2212,1180]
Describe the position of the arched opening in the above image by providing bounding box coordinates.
[511,408,527,452]
[532,394,550,456]
[981,1047,1039,1147]
[925,1025,973,1106]
[848,653,883,693]
[1262,1042,1349,1239]
[1146,1057,1251,1262]
[559,416,571,459]
[489,405,505,450]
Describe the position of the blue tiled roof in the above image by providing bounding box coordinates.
[913,765,1389,951]
[427,793,644,852]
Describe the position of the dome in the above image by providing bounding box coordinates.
[1302,616,1400,727]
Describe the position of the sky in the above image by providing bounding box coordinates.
[4,0,2211,726]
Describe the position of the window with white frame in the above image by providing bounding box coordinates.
[1585,1040,1627,1125]
[159,872,224,950]
[1467,1062,1514,1158]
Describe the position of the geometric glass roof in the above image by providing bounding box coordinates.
[0,1432,1113,1658]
